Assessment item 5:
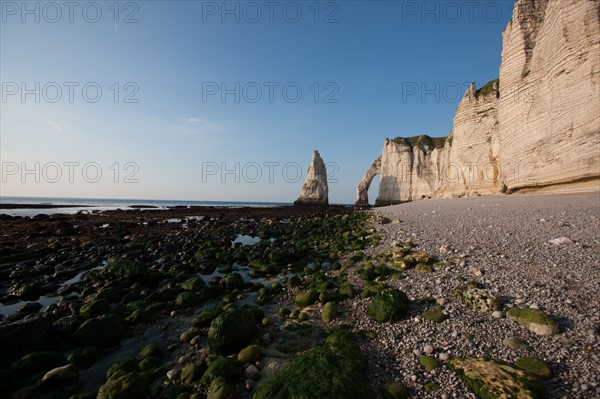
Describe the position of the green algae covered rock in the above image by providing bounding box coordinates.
[294,289,319,307]
[367,289,409,323]
[461,288,500,313]
[421,309,447,323]
[253,328,375,399]
[208,306,257,355]
[10,350,66,378]
[67,347,101,369]
[72,314,124,347]
[207,376,232,399]
[237,344,262,364]
[515,356,552,379]
[80,299,110,318]
[419,355,438,371]
[322,302,336,322]
[448,357,547,399]
[200,357,237,386]
[181,361,207,385]
[381,383,409,399]
[507,307,559,336]
[97,372,149,399]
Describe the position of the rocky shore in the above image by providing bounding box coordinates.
[0,193,598,398]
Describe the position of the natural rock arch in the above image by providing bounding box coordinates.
[355,156,381,206]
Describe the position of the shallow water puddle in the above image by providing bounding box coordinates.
[232,234,261,246]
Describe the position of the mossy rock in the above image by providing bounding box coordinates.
[96,288,122,303]
[207,376,232,399]
[80,299,110,318]
[192,305,224,328]
[503,337,532,352]
[381,383,408,399]
[138,356,160,371]
[41,364,79,387]
[93,258,147,282]
[515,356,552,379]
[253,329,375,399]
[180,277,205,292]
[208,307,257,355]
[200,356,237,386]
[424,382,440,392]
[404,251,434,264]
[72,314,124,347]
[367,289,409,323]
[506,307,559,336]
[10,350,66,378]
[294,289,319,307]
[448,357,547,399]
[419,355,438,371]
[415,263,433,273]
[136,343,161,361]
[106,358,139,380]
[219,272,244,291]
[322,302,336,322]
[126,308,153,324]
[461,288,500,313]
[175,292,201,308]
[421,309,447,323]
[238,344,262,364]
[180,327,201,343]
[339,283,356,298]
[97,372,149,399]
[181,361,208,385]
[67,347,101,369]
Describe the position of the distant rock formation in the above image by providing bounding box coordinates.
[355,156,381,206]
[358,0,599,205]
[295,150,329,206]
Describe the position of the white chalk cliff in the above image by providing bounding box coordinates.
[357,0,600,206]
[295,150,329,206]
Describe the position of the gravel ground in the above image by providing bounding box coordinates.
[342,192,600,398]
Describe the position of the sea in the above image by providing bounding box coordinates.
[0,196,292,217]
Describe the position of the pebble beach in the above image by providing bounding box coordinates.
[0,192,598,398]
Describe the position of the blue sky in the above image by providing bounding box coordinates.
[0,0,515,204]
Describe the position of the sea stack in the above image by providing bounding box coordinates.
[295,150,329,206]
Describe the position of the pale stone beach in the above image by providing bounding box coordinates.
[343,191,600,398]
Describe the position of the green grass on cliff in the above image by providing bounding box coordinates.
[392,135,447,149]
[475,78,500,99]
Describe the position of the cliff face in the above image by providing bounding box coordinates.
[498,0,600,192]
[361,0,599,205]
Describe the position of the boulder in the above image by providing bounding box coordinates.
[208,307,257,355]
[461,287,500,313]
[367,289,409,323]
[97,372,149,399]
[448,357,546,399]
[72,314,124,347]
[41,364,78,386]
[507,307,559,336]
